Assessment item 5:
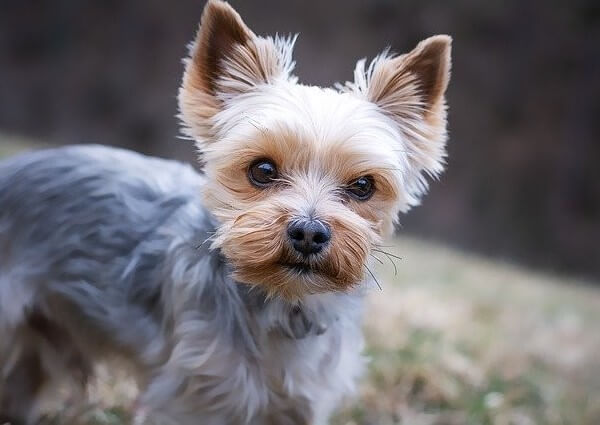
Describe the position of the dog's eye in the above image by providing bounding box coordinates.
[248,159,278,187]
[346,176,375,200]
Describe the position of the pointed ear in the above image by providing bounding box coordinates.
[399,35,452,114]
[178,0,296,146]
[350,35,452,205]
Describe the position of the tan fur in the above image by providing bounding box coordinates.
[179,0,296,149]
[178,0,452,301]
[345,35,452,192]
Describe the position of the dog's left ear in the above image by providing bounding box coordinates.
[179,0,296,148]
[350,35,452,206]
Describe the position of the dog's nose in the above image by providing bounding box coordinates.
[287,219,331,256]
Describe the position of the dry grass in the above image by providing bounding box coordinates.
[1,139,599,424]
[334,238,600,425]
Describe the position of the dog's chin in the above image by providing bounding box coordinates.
[228,260,363,301]
[278,261,318,275]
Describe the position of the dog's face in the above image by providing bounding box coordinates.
[178,0,451,300]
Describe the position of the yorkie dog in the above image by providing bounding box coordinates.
[0,1,451,424]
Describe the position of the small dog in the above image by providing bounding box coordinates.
[0,1,451,424]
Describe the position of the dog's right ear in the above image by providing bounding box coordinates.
[345,35,452,208]
[179,0,296,147]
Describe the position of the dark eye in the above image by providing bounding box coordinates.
[248,159,278,187]
[346,176,375,200]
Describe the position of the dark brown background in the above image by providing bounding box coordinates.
[0,0,598,279]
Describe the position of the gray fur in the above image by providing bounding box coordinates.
[0,145,365,424]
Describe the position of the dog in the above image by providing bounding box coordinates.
[0,1,451,423]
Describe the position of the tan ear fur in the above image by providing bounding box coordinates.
[178,0,296,146]
[348,35,452,202]
[189,0,254,96]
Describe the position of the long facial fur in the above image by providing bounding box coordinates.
[178,0,452,300]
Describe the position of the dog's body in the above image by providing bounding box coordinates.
[0,1,451,423]
[0,145,364,424]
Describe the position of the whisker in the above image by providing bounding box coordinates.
[369,253,384,265]
[369,248,398,276]
[381,251,398,276]
[372,247,401,276]
[365,264,382,291]
[372,248,403,260]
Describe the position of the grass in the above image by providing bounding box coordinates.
[1,138,599,424]
[333,238,600,425]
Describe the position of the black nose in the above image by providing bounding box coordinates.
[287,219,331,256]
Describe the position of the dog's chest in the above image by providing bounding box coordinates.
[256,315,365,422]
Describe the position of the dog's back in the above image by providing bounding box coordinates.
[0,144,209,421]
[0,144,205,324]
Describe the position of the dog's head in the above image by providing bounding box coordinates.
[178,0,451,300]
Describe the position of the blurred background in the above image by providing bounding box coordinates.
[0,0,599,279]
[0,1,599,424]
